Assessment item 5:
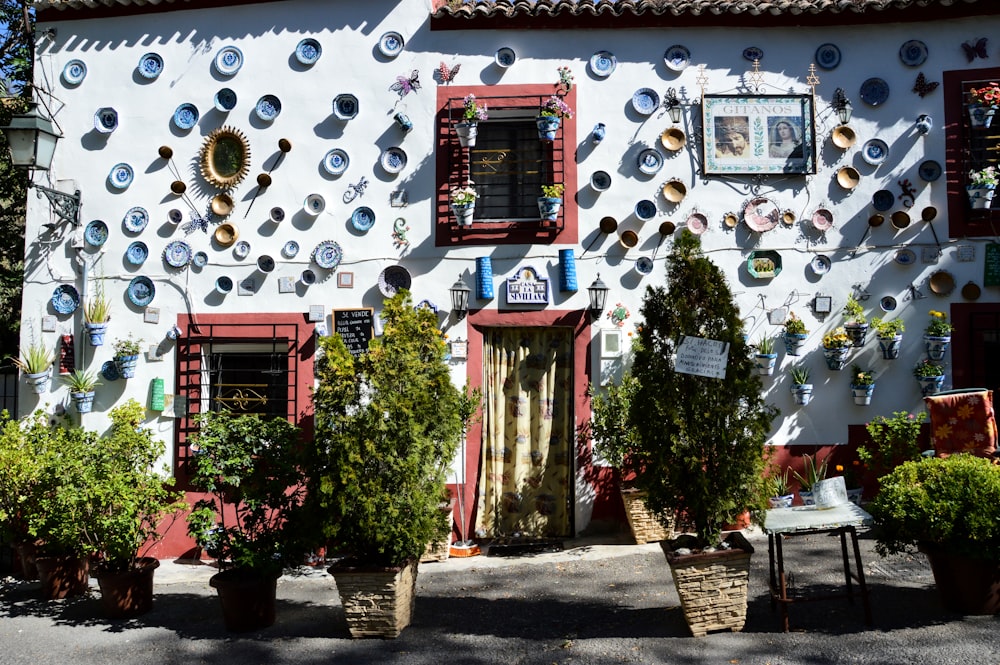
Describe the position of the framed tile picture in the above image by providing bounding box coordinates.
[337,271,354,288]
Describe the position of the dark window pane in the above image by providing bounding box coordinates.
[470,120,550,220]
[208,351,288,418]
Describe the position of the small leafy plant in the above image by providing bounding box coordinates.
[822,327,851,349]
[766,466,792,497]
[843,295,866,325]
[461,93,488,122]
[755,336,775,355]
[968,81,1000,107]
[924,310,954,337]
[85,280,112,324]
[64,368,101,393]
[870,316,905,337]
[860,410,927,476]
[540,95,573,119]
[540,184,564,198]
[450,185,477,206]
[789,365,811,385]
[851,364,876,387]
[913,358,945,379]
[112,334,142,358]
[791,453,829,492]
[783,312,807,335]
[11,341,54,375]
[968,165,999,187]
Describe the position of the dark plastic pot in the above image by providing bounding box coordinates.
[209,568,279,632]
[95,557,160,618]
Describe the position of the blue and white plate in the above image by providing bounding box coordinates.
[127,276,155,307]
[635,199,657,221]
[282,240,299,258]
[313,240,343,270]
[351,206,375,232]
[862,139,889,166]
[168,209,183,224]
[214,46,243,76]
[378,265,411,297]
[495,47,516,68]
[100,360,120,382]
[173,103,199,130]
[323,148,349,176]
[743,46,764,62]
[85,220,108,246]
[52,284,80,315]
[125,241,148,265]
[380,147,407,174]
[233,240,251,260]
[637,148,664,175]
[663,45,691,72]
[815,43,841,70]
[880,295,898,312]
[899,39,928,67]
[192,251,208,268]
[811,255,832,275]
[255,94,281,122]
[918,159,942,182]
[333,94,358,120]
[214,87,237,113]
[109,163,134,189]
[872,189,895,211]
[378,31,404,58]
[163,240,192,268]
[894,248,916,266]
[635,257,654,275]
[123,206,149,233]
[95,107,118,134]
[632,88,660,116]
[589,51,616,78]
[860,78,890,107]
[295,38,322,65]
[62,59,87,86]
[137,52,163,79]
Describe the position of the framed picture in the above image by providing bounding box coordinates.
[702,94,816,175]
[814,295,832,314]
[601,329,622,358]
[337,271,354,288]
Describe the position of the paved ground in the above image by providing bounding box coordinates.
[1,530,998,665]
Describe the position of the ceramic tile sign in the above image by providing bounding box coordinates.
[333,308,374,358]
[985,243,1000,287]
[505,266,549,305]
[674,335,730,380]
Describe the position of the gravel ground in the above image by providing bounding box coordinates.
[1,530,998,665]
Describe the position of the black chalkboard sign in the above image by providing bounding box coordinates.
[986,243,1000,287]
[333,308,374,357]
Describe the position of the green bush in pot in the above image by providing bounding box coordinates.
[0,410,51,575]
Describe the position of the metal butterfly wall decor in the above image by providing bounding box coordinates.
[437,61,461,85]
[390,70,421,98]
[912,72,939,98]
[962,37,988,63]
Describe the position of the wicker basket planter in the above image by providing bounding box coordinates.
[621,488,674,544]
[329,559,418,638]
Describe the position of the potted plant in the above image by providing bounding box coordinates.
[868,454,1000,614]
[766,466,794,508]
[789,365,813,406]
[832,460,864,504]
[870,316,905,359]
[112,334,142,379]
[63,368,101,413]
[308,291,477,638]
[967,81,1000,128]
[967,165,998,208]
[84,279,112,346]
[538,183,564,222]
[791,452,829,506]
[860,410,927,479]
[629,230,779,636]
[536,94,573,141]
[0,410,50,580]
[782,312,808,356]
[455,93,487,147]
[86,400,186,618]
[11,340,55,394]
[923,309,953,360]
[914,358,946,396]
[186,410,307,632]
[850,364,876,406]
[449,184,477,227]
[842,295,868,347]
[753,335,777,376]
[822,326,852,370]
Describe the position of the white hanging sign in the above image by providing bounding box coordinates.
[674,335,730,380]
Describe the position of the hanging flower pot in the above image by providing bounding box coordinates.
[537,197,562,222]
[852,383,875,406]
[844,323,868,348]
[24,369,51,395]
[455,121,478,148]
[451,202,475,226]
[536,115,561,141]
[878,334,903,360]
[783,332,807,356]
[85,322,108,346]
[823,346,850,371]
[924,334,951,361]
[71,390,96,413]
[966,185,995,209]
[449,185,477,227]
[114,354,140,379]
[754,353,777,376]
[917,374,945,396]
[790,383,813,406]
[967,104,997,129]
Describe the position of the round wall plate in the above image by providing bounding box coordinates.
[323,148,349,176]
[295,38,322,65]
[255,95,281,122]
[378,31,404,58]
[137,52,163,79]
[214,46,243,76]
[589,51,616,77]
[62,59,87,85]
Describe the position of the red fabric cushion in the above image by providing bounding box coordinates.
[923,390,997,458]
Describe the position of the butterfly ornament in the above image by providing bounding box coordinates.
[437,61,461,85]
[390,70,421,99]
[913,72,939,98]
[962,37,988,62]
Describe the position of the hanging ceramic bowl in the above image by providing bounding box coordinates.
[168,209,183,224]
[214,46,243,76]
[872,189,895,212]
[62,59,87,86]
[213,223,238,248]
[743,46,764,62]
[255,95,281,122]
[378,265,412,297]
[631,88,660,116]
[170,180,187,195]
[282,241,299,259]
[781,210,796,226]
[861,139,889,166]
[619,230,639,248]
[722,212,739,229]
[304,193,326,215]
[899,39,928,67]
[295,38,322,65]
[211,193,234,217]
[214,88,237,113]
[269,207,285,223]
[815,43,841,70]
[127,241,150,267]
[663,45,691,71]
[836,166,860,190]
[811,208,834,231]
[891,210,911,230]
[137,52,163,79]
[589,51,616,77]
[880,296,898,312]
[929,270,955,296]
[859,77,890,106]
[635,256,654,275]
[869,213,885,227]
[830,125,856,149]
[894,248,916,265]
[599,216,618,233]
[256,173,271,189]
[352,206,376,232]
[192,251,208,268]
[84,220,109,246]
[494,47,516,68]
[590,170,611,191]
[333,94,359,120]
[257,255,275,273]
[918,160,942,182]
[661,179,687,203]
[233,240,251,260]
[686,212,708,235]
[742,197,779,232]
[108,163,134,189]
[637,148,664,176]
[962,281,982,300]
[811,254,832,275]
[127,276,155,307]
[660,127,686,151]
[659,220,676,235]
[94,107,118,134]
[323,148,349,176]
[173,103,199,130]
[635,199,657,221]
[163,240,192,268]
[921,206,938,222]
[377,31,404,58]
[380,147,407,174]
[51,284,80,315]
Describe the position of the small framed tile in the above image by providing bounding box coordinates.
[278,276,295,293]
[337,271,354,288]
[390,190,408,207]
[450,339,468,359]
[41,315,57,332]
[308,305,325,322]
[144,307,160,324]
[957,245,975,262]
[921,247,941,263]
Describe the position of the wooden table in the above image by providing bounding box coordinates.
[763,503,874,631]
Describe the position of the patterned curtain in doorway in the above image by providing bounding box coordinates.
[477,327,573,537]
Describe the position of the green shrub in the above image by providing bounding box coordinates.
[860,411,926,476]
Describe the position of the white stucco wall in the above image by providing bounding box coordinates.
[21,1,1000,528]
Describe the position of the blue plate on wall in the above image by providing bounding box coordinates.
[378,31,404,58]
[125,241,148,265]
[631,88,659,116]
[62,59,87,86]
[872,189,895,211]
[860,78,890,107]
[127,276,155,307]
[862,139,889,166]
[333,94,359,120]
[255,95,281,122]
[173,103,199,130]
[899,40,928,67]
[295,38,322,65]
[323,148,349,176]
[815,43,841,70]
[123,206,149,233]
[589,51,616,78]
[918,160,942,182]
[663,45,691,71]
[214,88,237,112]
[351,206,375,232]
[637,148,664,175]
[214,46,243,76]
[51,284,80,315]
[137,52,163,79]
[108,163,133,189]
[85,220,108,246]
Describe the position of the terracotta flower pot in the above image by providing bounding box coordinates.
[918,542,1000,615]
[95,557,160,618]
[36,554,90,599]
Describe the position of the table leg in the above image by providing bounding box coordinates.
[768,533,777,611]
[776,533,789,632]
[839,528,855,602]
[848,526,874,626]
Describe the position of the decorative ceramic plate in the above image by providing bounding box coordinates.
[635,256,654,275]
[723,212,738,229]
[815,43,841,70]
[378,265,412,297]
[742,197,779,232]
[589,51,616,77]
[836,166,861,190]
[663,45,691,71]
[214,223,238,247]
[233,240,251,259]
[255,95,281,122]
[495,47,516,67]
[168,209,183,224]
[637,148,664,175]
[123,206,149,233]
[894,248,916,265]
[163,240,192,268]
[812,208,834,230]
[333,94,359,120]
[282,240,299,258]
[635,199,657,220]
[313,240,343,270]
[257,255,275,273]
[872,189,895,211]
[192,251,208,268]
[323,148,349,176]
[380,147,407,174]
[880,295,898,312]
[62,59,87,85]
[85,220,109,246]
[686,212,708,235]
[125,241,148,265]
[95,107,118,134]
[378,31,404,58]
[173,103,199,130]
[899,39,928,66]
[351,206,375,232]
[109,163,134,189]
[295,38,322,65]
[743,46,763,62]
[214,46,243,76]
[918,159,942,182]
[860,78,890,106]
[304,193,325,215]
[137,52,163,79]
[51,284,80,315]
[127,276,155,307]
[862,139,889,166]
[660,127,687,151]
[590,170,611,191]
[632,88,660,115]
[214,88,237,112]
[811,254,832,275]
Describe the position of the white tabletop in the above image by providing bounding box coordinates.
[764,502,873,535]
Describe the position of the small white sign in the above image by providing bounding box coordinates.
[674,335,730,380]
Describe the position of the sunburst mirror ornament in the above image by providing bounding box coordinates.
[199,126,251,190]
